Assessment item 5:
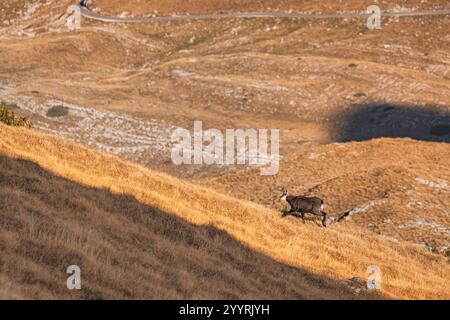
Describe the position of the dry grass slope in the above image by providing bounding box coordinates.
[1,124,449,299]
[200,139,450,252]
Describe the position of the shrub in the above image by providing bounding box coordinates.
[47,105,69,118]
[0,106,32,128]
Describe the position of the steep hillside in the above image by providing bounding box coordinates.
[0,0,449,300]
[1,124,450,299]
[199,138,450,255]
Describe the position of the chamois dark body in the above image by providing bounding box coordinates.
[280,189,327,227]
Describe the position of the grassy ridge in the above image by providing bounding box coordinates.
[1,123,449,299]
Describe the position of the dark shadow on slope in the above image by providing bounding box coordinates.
[336,103,450,143]
[0,154,367,300]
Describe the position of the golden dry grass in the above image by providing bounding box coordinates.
[1,123,449,299]
[1,0,449,300]
[200,138,450,252]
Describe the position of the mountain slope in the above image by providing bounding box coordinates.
[1,124,449,299]
[199,138,450,254]
[1,0,449,180]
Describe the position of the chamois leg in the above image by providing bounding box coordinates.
[312,208,327,227]
[321,212,327,227]
[300,211,305,223]
[282,209,296,217]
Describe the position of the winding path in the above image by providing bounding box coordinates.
[78,4,450,23]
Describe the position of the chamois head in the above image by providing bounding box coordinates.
[280,188,288,201]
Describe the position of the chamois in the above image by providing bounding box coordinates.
[280,188,327,227]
